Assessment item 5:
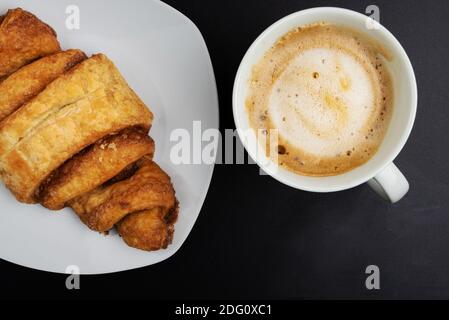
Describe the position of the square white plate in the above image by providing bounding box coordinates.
[0,0,218,274]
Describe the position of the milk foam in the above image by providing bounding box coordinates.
[269,48,375,157]
[246,23,393,176]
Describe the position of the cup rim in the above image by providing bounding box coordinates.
[232,7,418,192]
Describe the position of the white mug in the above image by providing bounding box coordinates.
[232,7,417,203]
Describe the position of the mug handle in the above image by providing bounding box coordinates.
[367,162,409,203]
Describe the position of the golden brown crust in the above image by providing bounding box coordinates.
[117,204,179,251]
[39,128,155,210]
[0,49,87,122]
[105,162,139,186]
[0,8,61,78]
[70,158,176,233]
[0,54,153,203]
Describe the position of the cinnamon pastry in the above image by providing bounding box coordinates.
[70,158,179,251]
[70,157,177,233]
[0,49,87,122]
[0,54,153,203]
[39,127,155,210]
[0,8,179,251]
[0,8,61,78]
[118,207,178,251]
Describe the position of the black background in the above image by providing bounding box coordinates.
[1,0,449,300]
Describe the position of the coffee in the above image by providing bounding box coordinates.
[246,23,393,176]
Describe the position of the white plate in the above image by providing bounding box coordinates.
[0,0,218,274]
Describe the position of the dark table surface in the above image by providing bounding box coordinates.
[1,0,449,300]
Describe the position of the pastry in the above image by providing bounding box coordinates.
[118,207,178,251]
[70,157,177,233]
[39,127,155,210]
[70,157,179,251]
[0,54,153,203]
[0,8,178,252]
[0,49,87,122]
[0,8,61,78]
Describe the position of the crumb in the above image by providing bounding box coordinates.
[108,143,117,150]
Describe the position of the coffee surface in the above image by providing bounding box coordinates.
[246,23,393,176]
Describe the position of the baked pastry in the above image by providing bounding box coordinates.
[0,49,87,122]
[70,157,177,233]
[0,8,61,79]
[0,54,153,203]
[39,127,155,210]
[70,157,178,251]
[118,207,178,251]
[0,8,178,252]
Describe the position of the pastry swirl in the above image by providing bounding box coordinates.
[0,8,60,78]
[118,206,178,251]
[0,49,87,122]
[0,54,153,203]
[39,127,155,210]
[70,158,178,242]
[0,8,178,251]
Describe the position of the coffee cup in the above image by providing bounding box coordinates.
[233,7,417,203]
